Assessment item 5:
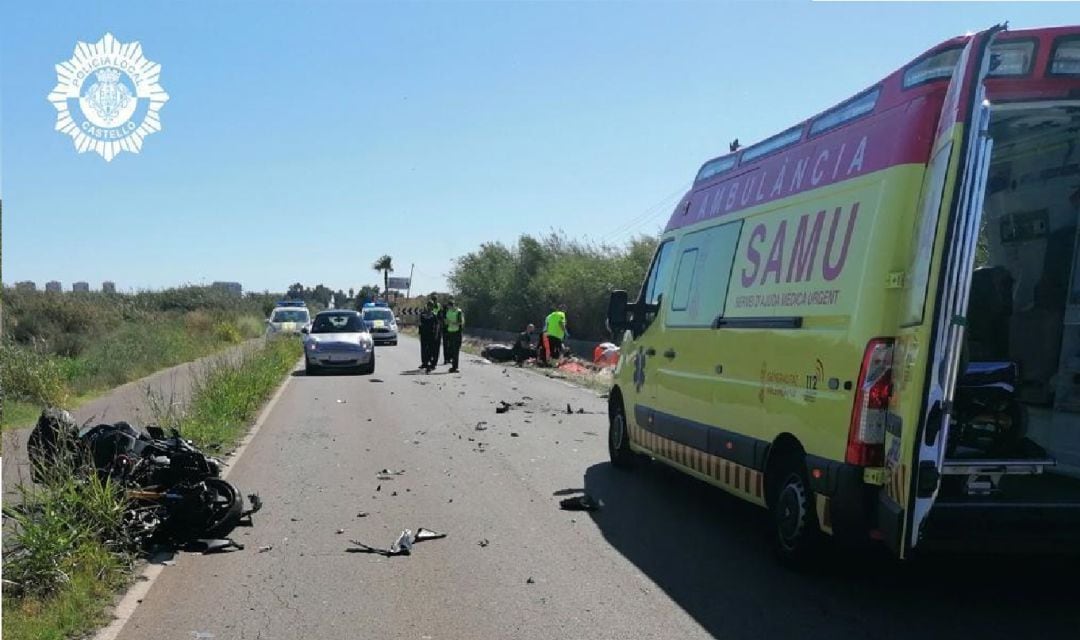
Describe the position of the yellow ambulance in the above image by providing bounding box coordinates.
[606,25,1080,562]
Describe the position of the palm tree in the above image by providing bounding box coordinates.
[372,255,393,296]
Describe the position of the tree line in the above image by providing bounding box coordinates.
[447,232,657,341]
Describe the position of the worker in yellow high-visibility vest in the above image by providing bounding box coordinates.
[543,304,567,363]
[443,297,465,373]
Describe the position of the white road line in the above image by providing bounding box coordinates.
[91,358,301,640]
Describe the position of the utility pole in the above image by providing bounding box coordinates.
[407,263,414,299]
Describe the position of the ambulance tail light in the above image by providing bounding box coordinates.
[846,338,894,467]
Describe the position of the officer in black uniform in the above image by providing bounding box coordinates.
[418,299,439,371]
[429,293,443,365]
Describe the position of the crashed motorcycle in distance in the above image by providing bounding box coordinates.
[27,408,261,549]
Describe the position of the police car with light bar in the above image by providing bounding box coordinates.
[361,302,399,346]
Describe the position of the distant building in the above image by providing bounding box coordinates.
[15,281,36,292]
[102,281,117,294]
[72,281,90,292]
[212,281,243,296]
[45,280,62,292]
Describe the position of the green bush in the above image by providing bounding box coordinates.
[213,321,243,344]
[234,315,265,339]
[0,342,69,406]
[447,232,657,340]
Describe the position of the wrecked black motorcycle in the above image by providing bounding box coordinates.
[28,408,261,549]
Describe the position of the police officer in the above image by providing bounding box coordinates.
[443,297,465,373]
[428,293,443,365]
[418,299,439,371]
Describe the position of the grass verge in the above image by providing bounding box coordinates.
[155,336,302,452]
[1,336,302,640]
[2,314,265,433]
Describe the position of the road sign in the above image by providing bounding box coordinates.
[387,276,411,290]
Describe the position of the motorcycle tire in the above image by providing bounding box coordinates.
[202,477,244,539]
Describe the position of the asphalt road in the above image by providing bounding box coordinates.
[113,335,1079,640]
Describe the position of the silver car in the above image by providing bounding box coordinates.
[303,310,375,375]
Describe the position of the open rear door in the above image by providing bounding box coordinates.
[901,26,1002,554]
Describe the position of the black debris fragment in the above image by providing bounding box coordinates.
[559,495,603,511]
[336,529,345,534]
[510,432,520,437]
[496,401,511,414]
[475,422,488,431]
[356,512,369,518]
[566,403,573,414]
[258,545,273,553]
[478,539,490,548]
[577,408,585,414]
[526,577,536,584]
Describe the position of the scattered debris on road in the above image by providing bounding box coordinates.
[566,403,573,414]
[370,378,384,383]
[336,529,345,534]
[258,545,273,553]
[337,399,347,404]
[526,577,535,584]
[559,495,603,511]
[478,539,490,548]
[347,528,447,557]
[496,401,511,414]
[511,432,520,437]
[185,538,244,554]
[357,511,369,518]
[475,421,488,431]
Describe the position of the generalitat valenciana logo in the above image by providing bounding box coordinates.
[47,33,169,161]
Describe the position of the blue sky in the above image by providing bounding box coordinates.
[2,1,1076,295]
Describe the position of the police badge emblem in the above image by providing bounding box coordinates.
[47,33,169,161]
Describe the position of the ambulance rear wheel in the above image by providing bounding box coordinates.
[770,454,821,566]
[608,402,639,470]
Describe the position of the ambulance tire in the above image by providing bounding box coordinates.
[608,401,640,470]
[770,453,821,567]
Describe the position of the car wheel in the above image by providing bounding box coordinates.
[390,340,398,346]
[305,358,318,376]
[608,400,640,470]
[359,355,375,375]
[770,452,821,567]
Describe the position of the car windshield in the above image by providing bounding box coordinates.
[363,309,394,322]
[311,313,364,334]
[271,310,309,323]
